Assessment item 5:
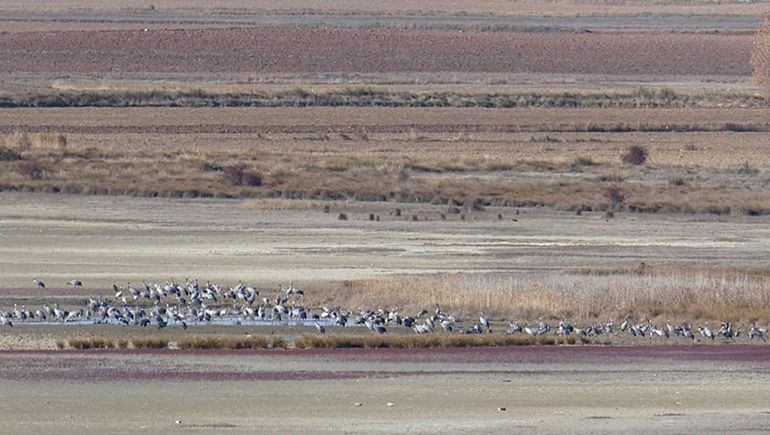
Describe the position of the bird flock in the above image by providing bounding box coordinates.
[1,277,768,344]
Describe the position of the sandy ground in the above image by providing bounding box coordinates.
[1,193,768,289]
[1,346,769,434]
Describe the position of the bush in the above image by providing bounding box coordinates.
[17,160,47,180]
[669,176,687,186]
[621,145,647,165]
[68,337,114,350]
[200,161,221,172]
[177,335,271,349]
[0,146,22,161]
[603,186,627,205]
[221,164,262,187]
[574,156,595,166]
[131,337,170,349]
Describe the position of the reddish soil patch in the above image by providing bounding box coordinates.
[2,346,769,382]
[0,28,751,75]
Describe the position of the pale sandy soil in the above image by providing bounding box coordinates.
[0,193,768,289]
[0,347,769,434]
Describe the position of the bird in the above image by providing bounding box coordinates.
[749,324,767,342]
[66,279,83,287]
[314,322,326,335]
[33,277,45,288]
[479,312,490,333]
[699,324,714,340]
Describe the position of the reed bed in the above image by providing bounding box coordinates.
[333,270,770,322]
[131,337,171,349]
[67,336,115,350]
[176,335,286,350]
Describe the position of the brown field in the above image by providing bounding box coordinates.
[0,0,765,17]
[0,28,752,76]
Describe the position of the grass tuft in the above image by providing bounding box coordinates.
[131,337,170,349]
[176,335,272,350]
[68,337,115,350]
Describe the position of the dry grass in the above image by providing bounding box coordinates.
[1,132,67,151]
[176,335,285,349]
[312,270,770,323]
[68,336,115,349]
[294,333,584,349]
[0,107,768,215]
[131,337,170,349]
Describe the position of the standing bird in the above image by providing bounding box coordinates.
[479,312,491,333]
[33,277,45,288]
[699,324,714,340]
[314,322,326,335]
[749,324,767,342]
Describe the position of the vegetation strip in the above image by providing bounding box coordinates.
[60,334,585,350]
[0,89,764,109]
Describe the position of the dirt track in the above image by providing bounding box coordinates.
[0,28,752,75]
[1,346,769,434]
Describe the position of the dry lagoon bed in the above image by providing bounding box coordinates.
[1,192,768,288]
[1,346,770,434]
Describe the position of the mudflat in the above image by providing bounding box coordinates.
[1,346,769,434]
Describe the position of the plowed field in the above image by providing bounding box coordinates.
[0,28,752,75]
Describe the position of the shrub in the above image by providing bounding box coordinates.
[603,186,627,205]
[68,337,114,350]
[621,145,647,165]
[0,146,22,161]
[669,176,687,186]
[177,335,270,349]
[241,171,262,187]
[200,161,221,172]
[574,156,595,166]
[738,162,759,176]
[131,337,170,349]
[397,167,410,182]
[269,336,287,349]
[597,174,624,183]
[17,160,47,180]
[221,164,262,187]
[32,133,67,150]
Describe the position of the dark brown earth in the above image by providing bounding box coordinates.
[2,345,769,382]
[0,28,752,75]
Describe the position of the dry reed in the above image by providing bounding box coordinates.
[327,270,770,323]
[176,335,285,349]
[68,336,115,349]
[1,132,67,151]
[131,337,170,349]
